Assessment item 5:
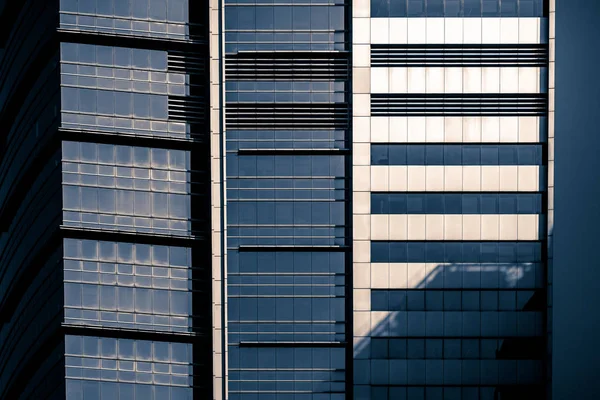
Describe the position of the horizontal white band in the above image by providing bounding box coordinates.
[353,165,542,192]
[355,116,541,144]
[370,67,543,94]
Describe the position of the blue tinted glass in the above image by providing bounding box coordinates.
[371,242,389,262]
[372,145,388,165]
[372,0,390,16]
[389,145,407,164]
[372,194,389,214]
[445,0,463,16]
[444,146,462,165]
[372,291,389,311]
[293,7,310,30]
[427,0,444,16]
[407,0,425,16]
[481,146,499,165]
[481,194,499,213]
[407,145,425,165]
[501,0,519,16]
[390,0,407,17]
[482,0,500,16]
[426,242,444,262]
[390,194,407,213]
[444,194,462,213]
[425,194,444,213]
[444,242,462,262]
[499,194,517,213]
[462,194,480,214]
[499,146,518,165]
[462,145,481,165]
[407,194,425,213]
[371,338,389,358]
[464,0,482,16]
[519,145,539,164]
[426,145,443,165]
[520,0,543,17]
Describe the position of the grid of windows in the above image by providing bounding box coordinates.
[371,193,543,214]
[60,43,191,138]
[225,0,350,397]
[61,141,193,235]
[63,239,192,332]
[354,3,548,397]
[55,3,210,398]
[224,0,347,53]
[370,0,545,18]
[228,251,346,343]
[227,155,346,247]
[65,335,193,400]
[371,144,543,166]
[59,0,193,41]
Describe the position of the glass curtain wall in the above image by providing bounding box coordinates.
[224,0,351,398]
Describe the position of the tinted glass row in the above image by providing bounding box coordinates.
[227,129,346,150]
[371,289,537,311]
[64,282,190,315]
[356,385,543,400]
[371,144,543,166]
[228,201,345,224]
[367,337,541,359]
[225,32,346,53]
[355,359,543,386]
[64,261,189,291]
[228,278,344,296]
[62,88,168,120]
[63,142,189,170]
[62,43,168,71]
[228,297,345,321]
[227,180,344,200]
[225,6,345,31]
[66,380,192,400]
[226,81,346,92]
[65,335,191,362]
[229,346,345,399]
[228,155,345,176]
[371,241,541,262]
[64,239,190,266]
[63,186,189,219]
[61,68,185,97]
[60,0,189,23]
[228,251,345,273]
[227,226,346,246]
[371,0,544,18]
[372,193,543,214]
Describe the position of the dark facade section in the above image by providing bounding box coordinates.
[0,0,213,398]
[224,0,352,398]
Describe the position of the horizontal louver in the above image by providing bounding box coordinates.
[168,52,205,74]
[371,93,547,116]
[225,51,350,80]
[226,103,349,129]
[168,95,205,123]
[371,44,549,67]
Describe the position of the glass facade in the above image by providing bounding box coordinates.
[1,0,551,398]
[353,0,548,399]
[224,0,351,398]
[0,0,211,398]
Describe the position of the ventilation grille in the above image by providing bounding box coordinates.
[226,103,349,129]
[225,51,350,80]
[168,52,205,74]
[371,44,549,67]
[371,94,547,116]
[168,95,205,124]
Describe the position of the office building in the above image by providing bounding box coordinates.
[1,0,582,398]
